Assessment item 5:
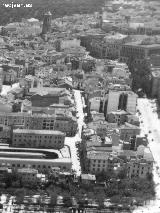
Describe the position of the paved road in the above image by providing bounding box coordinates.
[65,90,85,176]
[133,98,160,213]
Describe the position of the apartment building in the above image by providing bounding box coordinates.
[0,112,78,136]
[151,69,160,98]
[17,168,38,183]
[120,122,141,141]
[120,40,160,63]
[106,90,137,115]
[106,110,128,125]
[12,129,65,149]
[127,146,154,178]
[87,151,124,174]
[0,125,11,139]
[0,158,72,173]
[127,158,153,179]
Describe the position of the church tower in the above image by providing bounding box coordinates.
[42,11,52,35]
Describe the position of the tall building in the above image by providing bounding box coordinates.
[106,90,137,115]
[42,11,52,34]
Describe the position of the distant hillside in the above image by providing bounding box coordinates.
[0,0,105,25]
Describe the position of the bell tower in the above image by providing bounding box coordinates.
[42,11,52,35]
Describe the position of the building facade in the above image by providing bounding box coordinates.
[0,112,78,136]
[12,129,65,149]
[106,90,137,115]
[120,41,160,63]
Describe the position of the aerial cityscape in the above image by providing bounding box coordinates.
[0,0,160,212]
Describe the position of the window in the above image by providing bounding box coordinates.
[12,164,15,167]
[17,164,20,167]
[43,165,46,168]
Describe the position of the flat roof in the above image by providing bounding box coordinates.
[0,146,62,156]
[124,41,160,49]
[0,157,72,163]
[13,129,65,135]
[0,152,44,156]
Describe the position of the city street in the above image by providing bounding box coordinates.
[65,90,85,176]
[133,98,160,213]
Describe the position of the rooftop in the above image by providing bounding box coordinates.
[124,41,160,48]
[0,157,72,163]
[81,174,96,181]
[13,129,65,135]
[17,168,38,174]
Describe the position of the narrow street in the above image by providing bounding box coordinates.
[133,98,160,213]
[65,90,85,176]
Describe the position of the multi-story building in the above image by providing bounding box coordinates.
[90,33,128,59]
[0,112,78,136]
[42,51,65,65]
[29,87,74,107]
[0,124,11,139]
[0,158,72,173]
[106,110,128,125]
[127,146,154,178]
[106,90,137,115]
[0,146,72,172]
[55,38,81,52]
[88,120,117,139]
[151,69,160,98]
[17,168,39,183]
[120,39,160,63]
[12,129,65,149]
[86,151,124,174]
[89,97,102,112]
[119,122,140,141]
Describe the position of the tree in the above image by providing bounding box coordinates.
[117,168,127,179]
[127,57,151,96]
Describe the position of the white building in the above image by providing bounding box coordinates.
[89,97,101,112]
[106,90,120,113]
[61,38,81,50]
[126,93,137,114]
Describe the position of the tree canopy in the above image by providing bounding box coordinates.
[0,0,105,25]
